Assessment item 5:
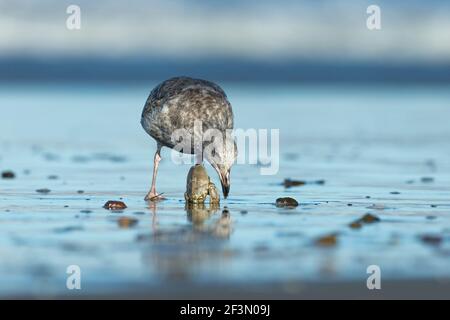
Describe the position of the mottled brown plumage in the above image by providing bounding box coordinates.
[141,76,236,200]
[142,77,233,149]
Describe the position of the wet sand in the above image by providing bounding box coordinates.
[1,84,450,299]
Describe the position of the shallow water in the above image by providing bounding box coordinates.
[1,83,450,297]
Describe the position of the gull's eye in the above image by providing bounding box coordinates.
[211,149,216,157]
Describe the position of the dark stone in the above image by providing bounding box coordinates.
[1,171,15,179]
[36,188,51,194]
[420,234,442,246]
[283,179,306,188]
[103,200,127,210]
[275,197,299,208]
[359,213,380,223]
[349,221,362,229]
[315,233,338,247]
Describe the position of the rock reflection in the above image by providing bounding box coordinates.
[138,203,234,281]
[186,204,232,239]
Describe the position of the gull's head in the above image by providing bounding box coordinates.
[205,136,237,199]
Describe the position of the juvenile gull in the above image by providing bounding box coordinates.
[141,76,237,201]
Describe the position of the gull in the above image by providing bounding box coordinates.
[141,76,237,201]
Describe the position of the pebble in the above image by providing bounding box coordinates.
[283,179,325,188]
[349,221,362,229]
[1,171,15,179]
[360,213,380,223]
[349,213,380,229]
[315,234,338,247]
[36,188,51,194]
[103,200,127,210]
[283,179,305,188]
[275,197,299,208]
[420,234,442,246]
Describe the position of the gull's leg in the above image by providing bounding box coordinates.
[145,144,165,201]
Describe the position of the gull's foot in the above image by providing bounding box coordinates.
[145,191,166,201]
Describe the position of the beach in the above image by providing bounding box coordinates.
[1,83,450,299]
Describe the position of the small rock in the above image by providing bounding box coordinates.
[275,197,299,208]
[349,213,380,230]
[283,179,306,188]
[421,177,434,183]
[420,234,442,246]
[390,191,401,195]
[431,204,437,208]
[283,179,325,188]
[1,171,15,179]
[77,190,84,194]
[315,234,338,247]
[359,213,380,224]
[240,210,248,215]
[349,221,362,229]
[48,175,59,180]
[103,200,127,210]
[36,188,51,194]
[118,217,138,228]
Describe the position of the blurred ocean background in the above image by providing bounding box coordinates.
[1,0,450,83]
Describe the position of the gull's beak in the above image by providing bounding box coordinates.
[219,170,230,199]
